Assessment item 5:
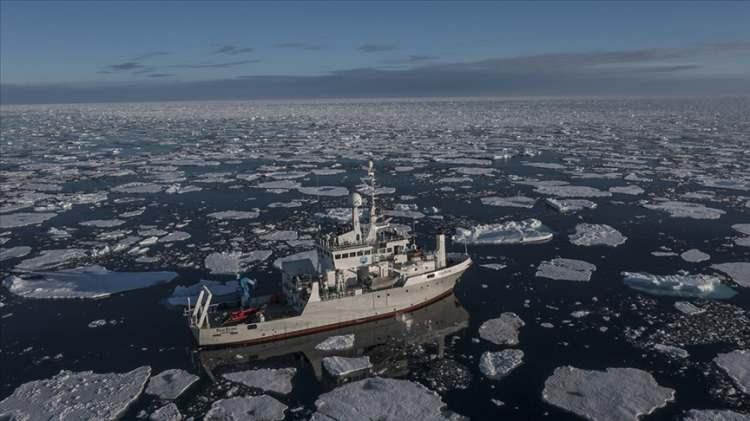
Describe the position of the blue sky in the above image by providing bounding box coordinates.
[1,1,749,103]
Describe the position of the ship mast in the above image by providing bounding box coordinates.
[366,160,378,242]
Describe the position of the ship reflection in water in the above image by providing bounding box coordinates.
[197,293,469,383]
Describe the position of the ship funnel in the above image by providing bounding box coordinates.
[436,233,446,269]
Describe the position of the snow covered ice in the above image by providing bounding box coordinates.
[714,350,750,395]
[204,395,287,421]
[712,263,750,287]
[222,368,296,395]
[569,223,627,247]
[536,258,597,282]
[479,312,525,345]
[642,200,726,219]
[453,219,552,245]
[0,366,151,421]
[622,271,736,299]
[3,265,177,299]
[542,366,675,421]
[683,409,750,421]
[145,369,199,400]
[681,249,710,263]
[479,349,524,380]
[322,356,373,378]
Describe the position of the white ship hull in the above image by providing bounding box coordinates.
[193,257,471,348]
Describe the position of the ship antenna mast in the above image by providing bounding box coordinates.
[368,160,376,224]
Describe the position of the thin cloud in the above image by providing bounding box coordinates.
[358,43,398,53]
[147,73,176,78]
[131,51,169,61]
[106,62,145,71]
[165,59,261,69]
[275,42,322,51]
[214,45,254,55]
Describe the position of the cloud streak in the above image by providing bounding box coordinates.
[165,59,261,69]
[275,42,322,50]
[358,43,398,53]
[213,45,254,55]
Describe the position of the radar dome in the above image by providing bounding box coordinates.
[350,192,363,207]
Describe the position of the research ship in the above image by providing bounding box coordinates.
[188,161,472,348]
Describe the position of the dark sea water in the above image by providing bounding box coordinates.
[0,97,748,420]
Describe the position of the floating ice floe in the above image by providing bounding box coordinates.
[480,263,507,271]
[298,186,349,197]
[315,334,355,351]
[622,271,736,299]
[609,185,645,195]
[158,231,191,243]
[166,280,239,306]
[207,210,259,220]
[322,356,372,378]
[478,313,525,346]
[204,251,269,275]
[545,198,597,213]
[712,263,750,287]
[256,180,302,190]
[222,368,296,395]
[149,403,182,421]
[0,366,151,421]
[3,265,177,299]
[732,224,750,236]
[714,350,750,395]
[145,369,199,400]
[315,208,353,223]
[0,246,31,262]
[736,237,750,248]
[683,409,750,421]
[534,184,611,198]
[536,258,597,282]
[569,223,627,247]
[453,219,552,245]
[479,349,524,380]
[674,301,706,315]
[653,344,689,359]
[681,249,710,263]
[0,212,57,229]
[311,377,457,421]
[542,366,675,421]
[204,395,287,421]
[79,219,126,228]
[480,196,536,208]
[260,230,298,241]
[15,248,87,271]
[88,319,107,328]
[111,182,163,194]
[642,200,725,220]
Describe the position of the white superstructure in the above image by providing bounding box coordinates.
[188,161,472,348]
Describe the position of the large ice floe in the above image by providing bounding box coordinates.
[536,258,597,282]
[0,366,151,421]
[479,196,536,208]
[478,312,525,345]
[297,186,349,197]
[542,366,675,421]
[207,210,259,220]
[453,219,552,245]
[222,368,296,395]
[545,198,597,213]
[145,369,199,400]
[149,403,182,421]
[609,185,645,195]
[315,333,355,351]
[622,271,736,299]
[0,212,57,229]
[204,395,287,421]
[712,263,750,287]
[569,223,627,247]
[14,248,87,271]
[310,377,459,421]
[534,184,611,198]
[322,356,373,378]
[479,349,524,380]
[714,350,750,395]
[683,409,750,421]
[681,249,710,263]
[642,200,725,219]
[3,265,177,299]
[0,246,31,262]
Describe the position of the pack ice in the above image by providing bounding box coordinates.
[714,350,750,395]
[642,200,725,220]
[479,349,524,380]
[0,366,151,421]
[478,313,525,346]
[622,271,736,299]
[145,369,199,400]
[222,368,296,395]
[569,224,627,247]
[542,366,675,421]
[536,258,597,282]
[453,219,552,245]
[204,395,287,421]
[3,265,177,299]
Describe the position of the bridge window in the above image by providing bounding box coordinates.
[386,248,392,253]
[427,274,435,279]
[357,250,363,256]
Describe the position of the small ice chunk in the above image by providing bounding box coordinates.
[479,349,524,380]
[322,356,372,378]
[569,223,627,247]
[149,403,182,421]
[480,196,536,208]
[453,219,553,245]
[145,369,199,400]
[609,185,645,195]
[205,395,287,421]
[711,263,750,287]
[643,200,725,220]
[0,366,151,421]
[480,263,507,271]
[207,210,259,220]
[622,271,736,299]
[653,344,689,359]
[260,230,298,241]
[714,350,750,394]
[0,246,32,261]
[298,186,349,197]
[683,409,750,421]
[311,377,455,421]
[535,185,611,198]
[315,334,355,351]
[545,198,597,213]
[536,258,596,282]
[79,219,126,228]
[681,249,710,263]
[674,301,706,315]
[479,313,525,346]
[88,319,107,328]
[542,366,675,421]
[0,212,57,229]
[3,265,177,299]
[222,368,296,395]
[158,231,191,243]
[111,182,163,194]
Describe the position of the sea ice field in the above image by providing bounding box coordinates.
[0,97,749,420]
